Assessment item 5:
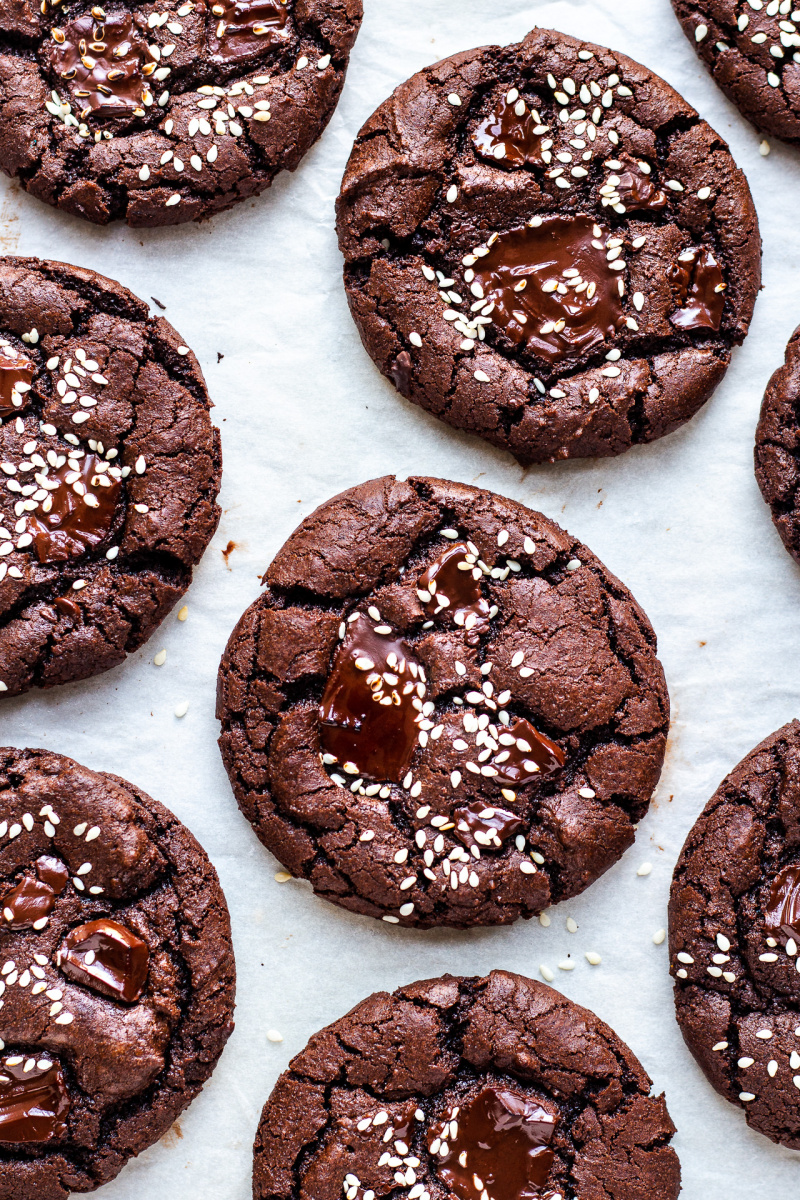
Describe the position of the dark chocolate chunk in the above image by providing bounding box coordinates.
[218,475,669,929]
[670,719,800,1148]
[1,857,68,930]
[430,1086,558,1200]
[470,217,625,365]
[0,346,35,418]
[668,248,725,332]
[27,452,121,564]
[418,541,490,643]
[208,0,291,63]
[0,1058,69,1143]
[252,971,681,1200]
[336,28,760,464]
[319,614,426,784]
[58,918,149,1003]
[46,13,155,119]
[764,863,800,946]
[472,88,546,168]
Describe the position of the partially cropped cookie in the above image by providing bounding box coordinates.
[336,28,760,465]
[672,0,800,145]
[754,325,800,564]
[217,475,669,928]
[253,969,681,1200]
[0,746,235,1197]
[0,256,221,698]
[0,0,362,227]
[669,720,800,1148]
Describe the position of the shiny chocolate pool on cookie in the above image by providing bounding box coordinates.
[670,719,800,1148]
[336,27,760,465]
[0,256,221,699]
[218,475,669,929]
[252,970,681,1200]
[0,0,362,226]
[0,746,235,1197]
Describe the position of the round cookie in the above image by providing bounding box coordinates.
[0,745,235,1197]
[0,0,363,227]
[336,27,760,466]
[669,719,800,1148]
[217,475,669,929]
[671,0,800,145]
[754,324,800,565]
[0,256,221,699]
[253,969,681,1200]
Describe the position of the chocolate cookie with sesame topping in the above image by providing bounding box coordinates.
[0,745,235,1197]
[0,0,362,227]
[217,475,669,929]
[336,28,760,465]
[754,324,800,564]
[253,969,681,1200]
[669,719,800,1147]
[672,0,800,146]
[0,256,221,699]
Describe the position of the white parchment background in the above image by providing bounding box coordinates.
[0,0,797,1195]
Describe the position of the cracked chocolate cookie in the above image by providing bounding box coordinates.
[336,27,760,465]
[253,969,681,1200]
[669,719,800,1147]
[0,0,362,227]
[217,475,669,929]
[754,324,800,565]
[0,745,235,1197]
[0,256,221,699]
[672,0,800,145]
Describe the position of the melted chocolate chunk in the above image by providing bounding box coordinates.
[0,345,35,418]
[46,13,155,119]
[319,614,425,783]
[669,248,725,332]
[764,863,800,944]
[392,350,413,397]
[606,154,667,212]
[0,1058,69,1143]
[471,217,625,365]
[208,0,290,62]
[27,451,121,564]
[491,718,564,785]
[429,1086,559,1200]
[58,918,149,1003]
[418,542,491,644]
[1,856,69,930]
[472,93,545,168]
[453,803,525,851]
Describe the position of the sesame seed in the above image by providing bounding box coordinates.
[447,93,462,106]
[760,139,771,156]
[585,952,601,966]
[540,965,554,982]
[274,872,291,883]
[539,912,551,927]
[446,185,458,203]
[695,23,708,40]
[637,862,653,877]
[153,649,167,667]
[653,929,666,945]
[177,605,188,621]
[266,1029,283,1042]
[174,701,189,718]
[566,917,578,933]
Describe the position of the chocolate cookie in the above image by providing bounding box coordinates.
[0,256,221,698]
[253,969,681,1200]
[217,475,669,929]
[669,719,800,1148]
[0,0,362,227]
[754,324,800,564]
[335,28,760,465]
[0,745,235,1197]
[671,0,800,145]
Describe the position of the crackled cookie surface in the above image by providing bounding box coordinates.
[754,325,800,564]
[0,256,221,699]
[0,0,362,226]
[336,27,760,465]
[253,970,681,1200]
[0,746,235,1198]
[672,0,800,144]
[669,720,800,1147]
[217,476,669,928]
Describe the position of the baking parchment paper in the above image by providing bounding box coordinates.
[0,0,798,1195]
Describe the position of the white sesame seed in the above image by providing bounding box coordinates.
[540,965,554,982]
[446,185,458,203]
[637,862,653,877]
[585,952,602,966]
[653,929,666,945]
[447,93,462,106]
[566,917,578,933]
[153,649,167,667]
[695,23,708,40]
[174,701,189,718]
